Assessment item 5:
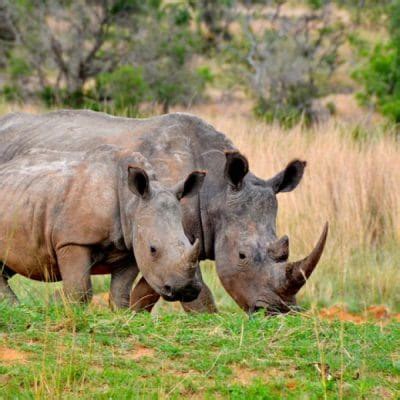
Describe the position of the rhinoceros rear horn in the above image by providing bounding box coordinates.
[268,235,289,262]
[284,222,328,295]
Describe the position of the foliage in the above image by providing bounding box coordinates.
[236,0,345,127]
[129,2,212,113]
[0,0,210,112]
[1,0,400,125]
[353,0,400,122]
[94,66,148,115]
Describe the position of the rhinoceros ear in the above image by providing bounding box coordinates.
[266,159,306,194]
[224,151,249,189]
[127,165,151,199]
[175,171,206,200]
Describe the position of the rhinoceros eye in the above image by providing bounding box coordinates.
[239,252,246,260]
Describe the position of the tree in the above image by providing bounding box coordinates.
[2,0,150,106]
[0,3,15,68]
[1,0,211,112]
[233,0,345,126]
[127,2,212,113]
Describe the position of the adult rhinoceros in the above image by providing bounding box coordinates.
[0,110,328,315]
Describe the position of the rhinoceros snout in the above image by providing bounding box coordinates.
[161,281,201,302]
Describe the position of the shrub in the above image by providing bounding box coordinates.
[353,0,400,123]
[236,0,345,127]
[95,66,149,115]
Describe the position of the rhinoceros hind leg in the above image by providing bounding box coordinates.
[109,263,139,309]
[130,276,160,313]
[57,245,92,304]
[0,266,19,305]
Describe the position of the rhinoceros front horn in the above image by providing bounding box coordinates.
[185,239,200,268]
[284,222,329,295]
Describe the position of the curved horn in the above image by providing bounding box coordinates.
[284,222,328,294]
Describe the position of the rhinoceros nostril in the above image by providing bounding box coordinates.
[163,285,173,296]
[150,245,157,255]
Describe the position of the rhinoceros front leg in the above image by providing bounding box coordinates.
[0,266,18,305]
[130,276,160,313]
[57,245,92,304]
[109,263,139,309]
[181,267,217,313]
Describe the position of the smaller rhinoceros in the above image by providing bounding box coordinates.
[0,145,205,307]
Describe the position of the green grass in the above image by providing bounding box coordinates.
[1,266,399,399]
[0,302,398,399]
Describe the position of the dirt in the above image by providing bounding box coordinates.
[0,346,28,364]
[233,364,297,386]
[319,305,399,325]
[91,292,110,308]
[319,306,365,324]
[233,366,260,385]
[128,345,155,360]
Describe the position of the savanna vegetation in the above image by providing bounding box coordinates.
[0,0,399,399]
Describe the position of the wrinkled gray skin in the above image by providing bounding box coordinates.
[0,110,328,314]
[0,145,205,307]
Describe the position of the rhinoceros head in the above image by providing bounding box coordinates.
[210,151,328,315]
[127,165,206,303]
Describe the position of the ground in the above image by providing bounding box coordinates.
[0,276,399,399]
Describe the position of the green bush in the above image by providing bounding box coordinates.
[353,0,400,123]
[7,55,31,79]
[254,82,318,128]
[2,84,23,102]
[1,53,32,102]
[95,65,149,115]
[353,42,400,122]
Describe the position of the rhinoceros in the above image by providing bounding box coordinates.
[0,110,328,314]
[0,145,205,306]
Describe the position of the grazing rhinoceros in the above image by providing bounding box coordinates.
[0,145,205,307]
[0,110,328,315]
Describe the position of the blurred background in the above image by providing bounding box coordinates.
[0,0,399,313]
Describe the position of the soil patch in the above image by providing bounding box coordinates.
[319,305,399,325]
[91,293,109,308]
[0,346,28,364]
[233,364,297,386]
[128,345,155,361]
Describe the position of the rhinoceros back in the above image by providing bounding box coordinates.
[0,110,235,184]
[0,146,125,280]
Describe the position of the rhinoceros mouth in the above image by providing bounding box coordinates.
[160,283,201,303]
[249,299,295,316]
[162,292,199,303]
